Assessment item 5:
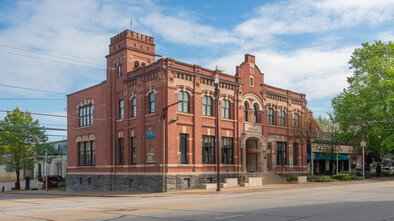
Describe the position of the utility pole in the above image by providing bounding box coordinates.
[45,152,48,192]
[361,137,366,180]
[214,75,220,192]
[336,152,339,174]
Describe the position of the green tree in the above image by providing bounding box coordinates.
[0,108,57,189]
[331,41,394,158]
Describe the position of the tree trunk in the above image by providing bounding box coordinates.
[15,169,20,190]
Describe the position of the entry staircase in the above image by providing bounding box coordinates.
[247,172,288,184]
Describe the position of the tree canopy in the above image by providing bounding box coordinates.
[331,41,394,158]
[0,108,57,189]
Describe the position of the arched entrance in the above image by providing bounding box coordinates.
[241,133,267,173]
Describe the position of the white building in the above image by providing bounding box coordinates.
[34,140,67,179]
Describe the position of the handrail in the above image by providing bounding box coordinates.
[267,165,287,184]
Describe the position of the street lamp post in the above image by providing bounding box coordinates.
[161,101,181,192]
[214,75,220,192]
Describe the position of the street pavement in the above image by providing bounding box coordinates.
[1,179,394,221]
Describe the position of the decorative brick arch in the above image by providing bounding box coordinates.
[241,92,263,111]
[240,132,268,173]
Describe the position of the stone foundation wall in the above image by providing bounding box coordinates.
[67,173,243,192]
[67,174,163,192]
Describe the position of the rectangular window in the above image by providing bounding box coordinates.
[178,92,189,113]
[131,137,137,164]
[279,110,286,126]
[222,100,231,119]
[202,136,215,164]
[132,97,137,118]
[268,108,274,125]
[293,112,299,128]
[149,93,155,113]
[118,138,124,165]
[250,77,254,86]
[78,141,95,166]
[202,96,212,116]
[79,104,93,127]
[222,137,233,164]
[277,142,287,166]
[78,142,85,166]
[119,100,124,119]
[293,143,298,165]
[179,134,188,164]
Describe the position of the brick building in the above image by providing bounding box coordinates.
[67,29,314,192]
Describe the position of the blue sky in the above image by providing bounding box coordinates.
[0,0,393,140]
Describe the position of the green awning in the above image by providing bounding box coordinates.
[313,152,350,161]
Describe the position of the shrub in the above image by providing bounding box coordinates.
[287,175,298,181]
[314,176,331,182]
[332,174,351,181]
[307,175,317,181]
[329,179,339,182]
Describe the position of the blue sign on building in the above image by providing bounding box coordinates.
[146,129,155,139]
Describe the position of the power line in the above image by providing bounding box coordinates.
[0,44,106,67]
[0,98,66,100]
[0,50,105,71]
[0,30,104,59]
[0,131,67,137]
[1,124,108,134]
[0,109,107,121]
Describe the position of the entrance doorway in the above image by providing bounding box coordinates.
[246,138,259,172]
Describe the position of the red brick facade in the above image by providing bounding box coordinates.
[67,30,312,192]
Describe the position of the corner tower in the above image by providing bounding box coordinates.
[106,30,159,77]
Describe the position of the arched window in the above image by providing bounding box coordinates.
[253,104,258,122]
[268,108,274,125]
[222,99,231,119]
[243,102,249,122]
[149,93,155,113]
[132,97,137,118]
[178,91,189,113]
[202,95,212,116]
[279,110,286,126]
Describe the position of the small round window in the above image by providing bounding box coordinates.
[134,61,139,68]
[141,62,146,67]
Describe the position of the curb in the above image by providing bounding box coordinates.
[2,178,391,198]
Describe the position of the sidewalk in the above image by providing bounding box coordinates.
[4,178,393,198]
[0,179,43,192]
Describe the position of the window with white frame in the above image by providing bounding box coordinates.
[222,99,231,119]
[178,91,189,113]
[279,110,286,126]
[202,95,212,116]
[79,104,93,127]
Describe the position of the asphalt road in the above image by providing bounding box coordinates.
[1,180,394,221]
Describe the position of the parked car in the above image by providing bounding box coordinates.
[43,175,64,188]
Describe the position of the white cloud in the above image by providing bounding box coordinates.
[139,13,239,46]
[205,46,355,100]
[235,0,394,48]
[378,31,394,42]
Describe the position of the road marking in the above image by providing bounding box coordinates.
[55,184,394,221]
[214,214,243,220]
[345,195,378,201]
